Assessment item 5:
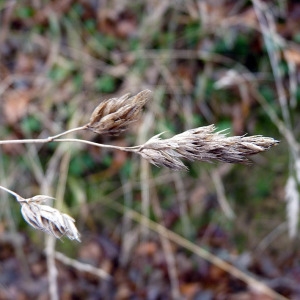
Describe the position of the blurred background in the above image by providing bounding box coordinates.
[0,0,299,299]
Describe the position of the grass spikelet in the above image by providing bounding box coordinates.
[137,125,279,170]
[87,89,152,135]
[19,195,81,241]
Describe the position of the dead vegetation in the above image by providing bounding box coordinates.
[0,0,299,299]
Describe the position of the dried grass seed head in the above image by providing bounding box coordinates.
[87,89,152,135]
[138,125,279,170]
[20,195,81,241]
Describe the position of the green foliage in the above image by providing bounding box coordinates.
[69,152,95,177]
[16,6,34,19]
[95,33,118,51]
[72,3,84,16]
[84,19,97,33]
[94,75,117,93]
[120,160,133,178]
[72,72,84,91]
[293,32,300,43]
[48,64,74,83]
[183,22,201,47]
[21,115,42,134]
[259,85,274,101]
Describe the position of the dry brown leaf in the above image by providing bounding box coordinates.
[284,48,300,65]
[223,8,258,29]
[135,241,158,256]
[15,53,36,73]
[3,89,33,124]
[179,283,201,299]
[1,133,24,156]
[97,8,137,38]
[79,240,103,264]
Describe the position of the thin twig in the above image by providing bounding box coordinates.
[0,159,31,278]
[252,0,291,129]
[139,112,154,239]
[55,251,111,279]
[255,223,288,254]
[172,172,192,237]
[210,170,235,219]
[46,236,58,300]
[151,184,181,300]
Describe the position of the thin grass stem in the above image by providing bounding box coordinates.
[49,125,88,140]
[0,185,21,200]
[53,138,137,152]
[0,135,138,153]
[0,126,88,145]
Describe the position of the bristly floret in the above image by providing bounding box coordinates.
[137,125,279,170]
[86,89,152,135]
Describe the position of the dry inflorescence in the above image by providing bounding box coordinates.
[137,125,279,170]
[19,195,81,241]
[0,89,279,241]
[86,89,152,135]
